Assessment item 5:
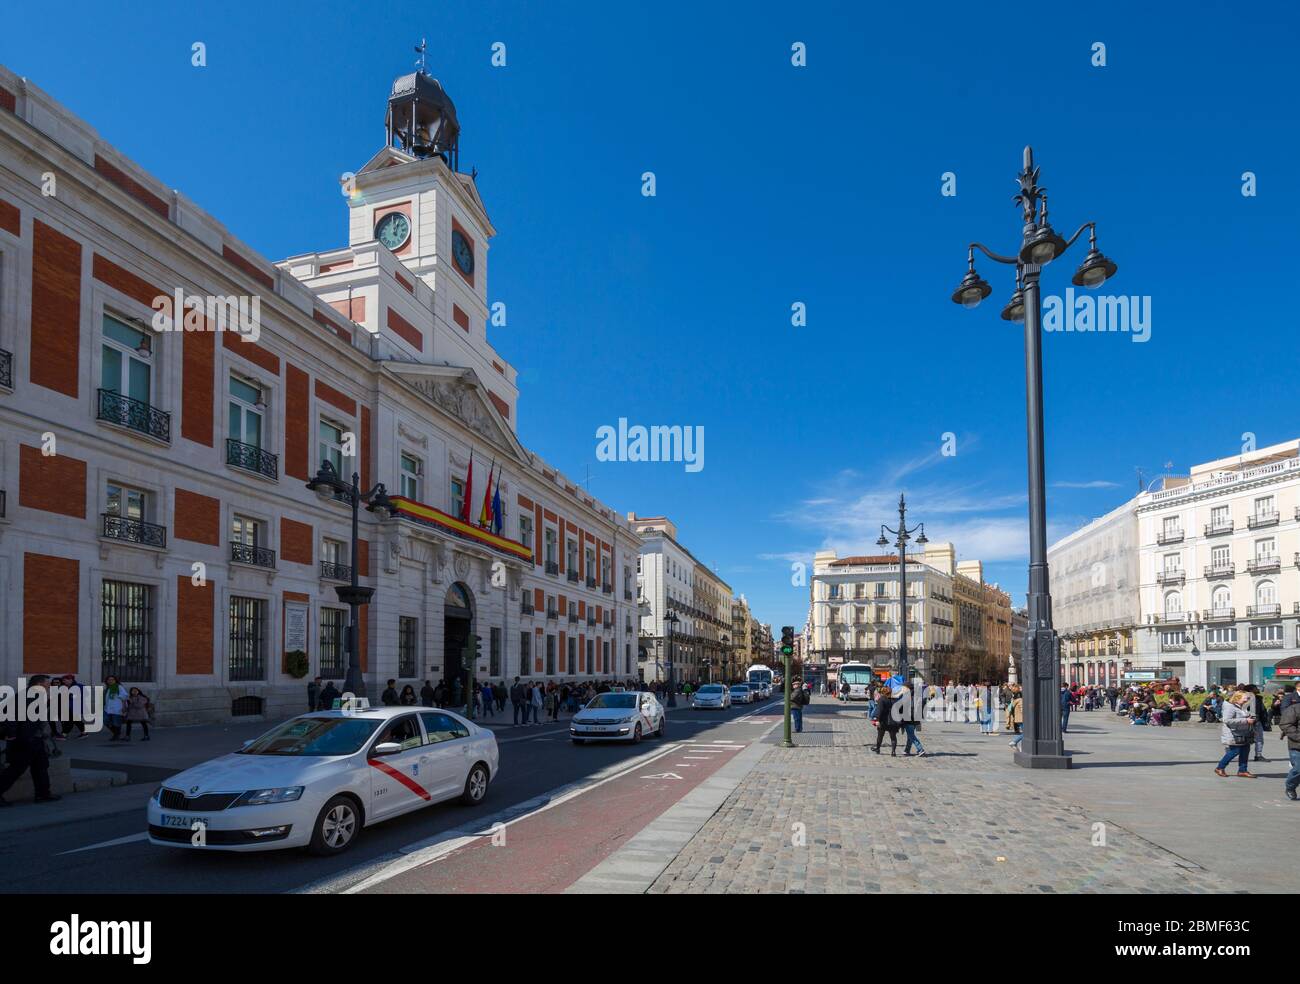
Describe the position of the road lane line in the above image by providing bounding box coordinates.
[296,742,682,895]
[55,831,150,855]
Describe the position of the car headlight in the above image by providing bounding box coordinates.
[232,786,304,807]
[151,786,162,803]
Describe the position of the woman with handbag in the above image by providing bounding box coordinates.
[124,687,152,742]
[1214,689,1256,778]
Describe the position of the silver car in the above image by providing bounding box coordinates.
[691,684,732,709]
[570,691,666,743]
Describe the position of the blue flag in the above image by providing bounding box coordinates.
[491,474,503,535]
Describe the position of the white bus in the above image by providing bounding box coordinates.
[836,662,880,700]
[746,664,774,697]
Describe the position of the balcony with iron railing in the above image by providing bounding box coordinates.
[1156,569,1185,585]
[226,438,279,480]
[0,347,11,389]
[101,513,167,548]
[96,389,171,442]
[1204,520,1234,537]
[586,614,596,627]
[1247,511,1280,530]
[1246,603,1281,619]
[320,560,351,581]
[545,560,559,576]
[546,606,558,620]
[1156,528,1184,545]
[231,542,276,569]
[1149,612,1189,625]
[1204,563,1235,579]
[567,611,578,624]
[585,576,597,589]
[624,588,633,601]
[1202,607,1236,622]
[566,569,580,584]
[1247,556,1280,575]
[602,583,613,595]
[520,598,534,615]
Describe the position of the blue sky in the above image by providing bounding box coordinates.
[5,1,1298,633]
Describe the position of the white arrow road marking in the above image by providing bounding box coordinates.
[56,832,149,855]
[641,772,684,780]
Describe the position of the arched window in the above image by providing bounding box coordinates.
[1211,585,1231,613]
[1255,580,1276,606]
[1163,591,1182,617]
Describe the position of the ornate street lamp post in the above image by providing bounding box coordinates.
[664,611,680,707]
[306,460,395,700]
[877,494,927,686]
[951,146,1118,769]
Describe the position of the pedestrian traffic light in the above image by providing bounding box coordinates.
[781,626,794,657]
[464,633,481,667]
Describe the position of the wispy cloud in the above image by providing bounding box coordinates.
[1052,479,1120,489]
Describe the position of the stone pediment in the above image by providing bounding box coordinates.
[383,363,528,462]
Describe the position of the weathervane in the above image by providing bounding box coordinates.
[414,37,428,73]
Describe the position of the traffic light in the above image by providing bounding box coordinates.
[465,633,481,666]
[781,626,794,657]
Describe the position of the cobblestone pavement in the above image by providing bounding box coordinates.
[650,699,1246,894]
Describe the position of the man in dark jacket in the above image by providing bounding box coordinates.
[510,677,527,726]
[871,687,900,756]
[318,681,339,710]
[1060,684,1073,733]
[420,680,436,707]
[307,676,321,713]
[1280,695,1300,801]
[381,680,400,706]
[790,676,807,733]
[0,675,61,806]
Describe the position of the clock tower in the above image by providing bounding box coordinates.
[283,64,516,428]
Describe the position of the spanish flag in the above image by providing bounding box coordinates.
[479,459,495,527]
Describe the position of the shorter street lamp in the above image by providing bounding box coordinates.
[306,460,395,700]
[877,494,927,686]
[664,612,680,706]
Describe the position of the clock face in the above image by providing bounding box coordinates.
[451,229,475,276]
[374,212,411,251]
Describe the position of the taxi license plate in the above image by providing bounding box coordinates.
[161,814,209,828]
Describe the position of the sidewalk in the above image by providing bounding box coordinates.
[647,698,1292,894]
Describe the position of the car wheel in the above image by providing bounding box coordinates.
[632,723,643,744]
[460,762,489,806]
[656,716,666,738]
[308,795,360,856]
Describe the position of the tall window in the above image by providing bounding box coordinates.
[489,627,501,677]
[1256,538,1276,561]
[106,482,146,521]
[544,528,557,565]
[1163,592,1182,617]
[567,538,578,571]
[400,453,421,500]
[625,643,632,676]
[318,419,346,475]
[228,375,263,449]
[1211,585,1231,613]
[1211,545,1231,569]
[101,581,153,681]
[232,514,263,547]
[602,640,610,674]
[1162,552,1181,574]
[546,635,557,675]
[1162,516,1181,537]
[1256,581,1277,607]
[1254,495,1275,518]
[320,608,346,677]
[229,596,267,681]
[398,616,419,677]
[520,632,532,676]
[451,477,465,517]
[101,314,152,405]
[519,513,533,549]
[567,636,576,674]
[1211,505,1229,528]
[586,638,594,675]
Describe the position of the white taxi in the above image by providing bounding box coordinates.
[570,691,666,744]
[146,705,498,855]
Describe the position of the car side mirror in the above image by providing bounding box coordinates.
[372,742,403,757]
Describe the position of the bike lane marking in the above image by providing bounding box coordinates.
[354,742,745,895]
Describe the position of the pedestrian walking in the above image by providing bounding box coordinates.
[1249,686,1270,763]
[318,680,339,710]
[510,677,526,725]
[1059,683,1072,734]
[1280,693,1300,801]
[790,675,807,733]
[123,687,152,741]
[1007,692,1025,750]
[1215,689,1257,778]
[530,682,543,724]
[897,685,927,758]
[103,676,126,741]
[481,682,495,718]
[420,680,436,707]
[381,680,400,707]
[307,676,321,713]
[0,675,60,806]
[871,687,900,756]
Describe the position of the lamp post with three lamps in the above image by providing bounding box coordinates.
[950,145,1118,769]
[877,494,927,687]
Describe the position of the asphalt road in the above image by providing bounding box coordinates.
[1,697,784,894]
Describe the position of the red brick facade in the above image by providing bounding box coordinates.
[176,576,214,675]
[281,518,313,566]
[174,488,220,545]
[29,220,82,397]
[19,443,86,518]
[23,554,79,673]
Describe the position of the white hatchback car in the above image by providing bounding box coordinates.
[691,684,732,709]
[729,684,752,704]
[146,706,498,855]
[570,691,665,743]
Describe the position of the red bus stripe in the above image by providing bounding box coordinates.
[367,758,432,800]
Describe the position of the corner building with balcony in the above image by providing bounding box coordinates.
[0,65,642,723]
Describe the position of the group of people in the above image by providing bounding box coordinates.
[1213,683,1300,789]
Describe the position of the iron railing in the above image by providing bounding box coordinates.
[96,388,170,442]
[1204,521,1234,537]
[102,513,167,548]
[226,438,278,479]
[1156,529,1184,545]
[320,560,351,581]
[0,347,11,389]
[231,542,276,569]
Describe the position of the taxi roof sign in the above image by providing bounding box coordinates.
[332,696,371,710]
